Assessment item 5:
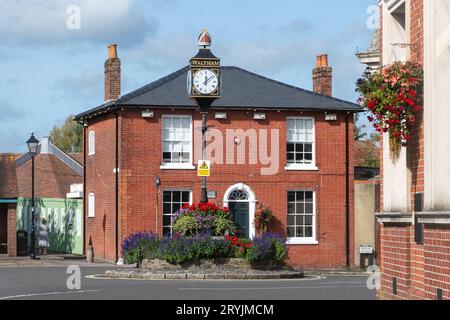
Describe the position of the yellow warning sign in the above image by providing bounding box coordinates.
[198,160,211,177]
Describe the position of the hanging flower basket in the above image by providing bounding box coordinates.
[356,61,423,160]
[254,205,274,236]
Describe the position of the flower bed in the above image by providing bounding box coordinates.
[121,231,288,269]
[172,202,236,236]
[356,61,423,159]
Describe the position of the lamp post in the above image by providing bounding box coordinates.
[26,131,39,260]
[198,99,214,203]
[187,29,220,203]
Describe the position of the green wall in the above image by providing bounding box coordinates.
[16,197,83,255]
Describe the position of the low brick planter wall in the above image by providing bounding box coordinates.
[104,268,304,280]
[141,258,255,271]
[103,258,303,280]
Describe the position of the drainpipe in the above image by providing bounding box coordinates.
[82,122,87,256]
[115,113,119,262]
[345,112,350,268]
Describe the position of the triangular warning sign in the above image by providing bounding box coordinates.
[198,160,211,177]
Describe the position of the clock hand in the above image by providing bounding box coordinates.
[205,75,215,85]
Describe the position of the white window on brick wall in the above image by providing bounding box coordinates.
[285,117,318,171]
[162,190,192,237]
[88,131,95,155]
[286,191,318,245]
[88,193,95,218]
[161,115,194,169]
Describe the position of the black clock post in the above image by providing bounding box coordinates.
[188,29,221,203]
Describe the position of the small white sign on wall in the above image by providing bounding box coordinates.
[359,246,373,254]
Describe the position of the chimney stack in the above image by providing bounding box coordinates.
[104,44,121,102]
[312,54,332,97]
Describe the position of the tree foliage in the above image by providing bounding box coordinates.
[354,113,368,141]
[363,133,380,168]
[50,115,83,153]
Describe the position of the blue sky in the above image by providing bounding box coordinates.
[0,0,376,152]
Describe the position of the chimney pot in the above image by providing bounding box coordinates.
[316,55,322,67]
[312,53,332,97]
[321,54,328,67]
[108,44,118,59]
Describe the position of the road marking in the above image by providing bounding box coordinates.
[86,274,326,282]
[0,289,102,300]
[178,285,367,291]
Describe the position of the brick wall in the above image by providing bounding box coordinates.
[378,223,450,300]
[7,204,17,257]
[379,0,450,300]
[85,108,355,268]
[85,113,118,262]
[16,154,82,199]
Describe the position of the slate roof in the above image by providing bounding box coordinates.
[75,66,362,120]
[0,154,18,198]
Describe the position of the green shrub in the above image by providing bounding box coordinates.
[172,202,236,236]
[244,233,287,265]
[212,216,236,236]
[173,215,198,236]
[121,231,157,265]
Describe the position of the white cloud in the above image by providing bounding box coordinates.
[0,99,25,122]
[0,0,158,47]
[52,69,103,101]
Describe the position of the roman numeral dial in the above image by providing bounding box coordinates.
[193,69,218,95]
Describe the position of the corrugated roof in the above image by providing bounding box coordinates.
[75,66,362,119]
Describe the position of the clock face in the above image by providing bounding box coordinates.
[193,69,218,95]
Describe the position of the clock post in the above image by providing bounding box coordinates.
[188,29,221,203]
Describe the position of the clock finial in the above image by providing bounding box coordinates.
[198,29,211,48]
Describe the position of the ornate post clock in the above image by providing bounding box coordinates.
[187,29,221,202]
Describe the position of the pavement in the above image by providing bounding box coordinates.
[0,264,377,300]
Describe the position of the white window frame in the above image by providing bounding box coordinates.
[285,116,318,171]
[162,189,193,237]
[286,190,318,245]
[160,115,195,170]
[88,192,95,218]
[88,131,95,156]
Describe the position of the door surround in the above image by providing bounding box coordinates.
[223,183,257,239]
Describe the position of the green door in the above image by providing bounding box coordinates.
[228,202,249,238]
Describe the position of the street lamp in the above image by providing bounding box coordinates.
[187,29,221,203]
[26,131,39,259]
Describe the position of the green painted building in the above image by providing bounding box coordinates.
[15,137,84,255]
[16,197,83,254]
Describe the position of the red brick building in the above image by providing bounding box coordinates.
[377,0,450,300]
[0,154,18,256]
[75,41,361,268]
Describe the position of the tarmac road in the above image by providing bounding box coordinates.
[0,265,376,300]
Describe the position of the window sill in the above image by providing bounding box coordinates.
[285,164,319,171]
[286,238,319,245]
[160,164,196,170]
